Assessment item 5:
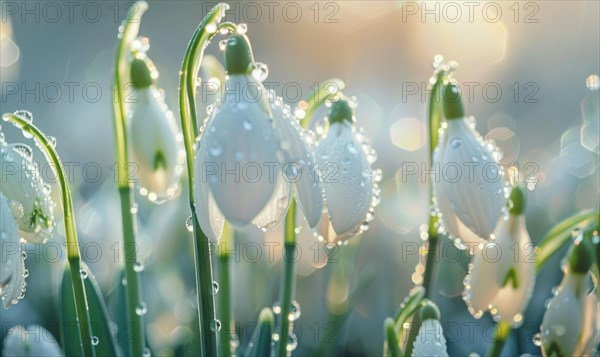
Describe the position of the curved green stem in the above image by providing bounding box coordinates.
[178,4,236,356]
[422,70,446,298]
[219,223,234,357]
[112,2,149,356]
[300,79,345,128]
[278,201,297,357]
[3,114,95,357]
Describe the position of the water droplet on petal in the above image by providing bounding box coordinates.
[450,138,462,148]
[251,62,269,82]
[243,120,253,131]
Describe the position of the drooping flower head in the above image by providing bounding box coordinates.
[434,83,507,249]
[314,99,380,244]
[128,55,184,203]
[463,186,535,324]
[0,136,54,243]
[540,236,599,357]
[0,193,27,309]
[194,34,282,241]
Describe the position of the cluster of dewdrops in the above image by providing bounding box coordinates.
[270,300,301,351]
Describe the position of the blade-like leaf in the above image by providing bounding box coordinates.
[245,308,274,357]
[536,210,597,271]
[60,263,83,357]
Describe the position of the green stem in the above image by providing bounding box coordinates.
[300,79,345,128]
[278,201,297,357]
[178,5,236,356]
[486,321,510,357]
[219,223,234,357]
[422,71,445,298]
[3,114,95,357]
[112,3,149,356]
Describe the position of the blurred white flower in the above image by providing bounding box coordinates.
[0,193,27,309]
[463,186,535,323]
[128,57,184,204]
[540,239,599,357]
[314,99,379,243]
[2,325,63,356]
[434,83,506,248]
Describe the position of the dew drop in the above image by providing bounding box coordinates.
[206,22,217,34]
[218,39,228,51]
[80,269,88,279]
[23,269,29,278]
[286,333,298,352]
[289,300,301,321]
[532,332,542,346]
[135,302,148,316]
[209,143,223,157]
[47,136,57,148]
[210,319,221,332]
[186,216,194,232]
[14,110,33,123]
[91,336,99,346]
[586,74,600,91]
[212,281,219,295]
[251,62,269,82]
[243,120,253,131]
[143,347,151,357]
[450,138,462,148]
[236,23,248,34]
[134,261,144,273]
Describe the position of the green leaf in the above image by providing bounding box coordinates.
[61,263,121,357]
[536,210,598,271]
[384,318,403,357]
[60,264,83,357]
[428,71,445,156]
[244,308,274,357]
[393,286,425,348]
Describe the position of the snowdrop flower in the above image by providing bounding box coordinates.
[412,301,448,357]
[434,83,506,248]
[128,57,184,203]
[251,95,322,230]
[194,34,281,241]
[314,99,379,243]
[0,139,54,243]
[463,186,535,323]
[540,237,599,357]
[2,324,63,356]
[0,193,27,309]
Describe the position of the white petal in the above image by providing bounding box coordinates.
[0,143,54,243]
[271,101,322,227]
[2,325,64,356]
[465,215,535,323]
[412,319,447,357]
[491,215,535,325]
[129,87,183,203]
[435,119,505,243]
[1,194,20,287]
[197,75,278,226]
[1,244,26,309]
[540,273,598,356]
[193,160,224,243]
[316,122,373,237]
[434,175,485,248]
[252,175,291,230]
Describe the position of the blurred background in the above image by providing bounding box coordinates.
[1,1,599,356]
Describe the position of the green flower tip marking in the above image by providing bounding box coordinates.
[258,307,274,324]
[224,34,254,75]
[501,266,519,289]
[509,185,526,215]
[442,82,464,120]
[419,299,441,321]
[130,58,156,89]
[328,99,354,125]
[31,200,52,229]
[568,236,593,274]
[153,150,166,171]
